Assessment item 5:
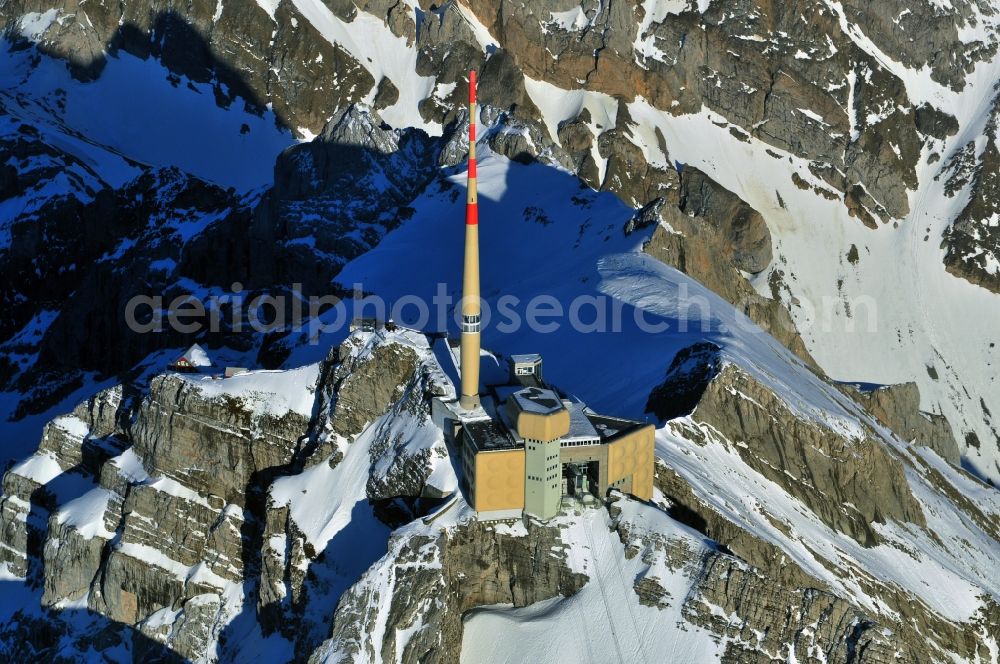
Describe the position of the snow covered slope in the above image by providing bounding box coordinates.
[460,505,726,664]
[0,42,294,191]
[628,95,1000,480]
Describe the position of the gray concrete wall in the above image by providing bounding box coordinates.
[524,438,561,519]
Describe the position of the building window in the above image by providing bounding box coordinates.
[462,314,481,333]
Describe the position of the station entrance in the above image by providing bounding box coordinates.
[562,461,600,500]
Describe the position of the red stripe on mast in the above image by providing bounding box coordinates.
[466,69,478,226]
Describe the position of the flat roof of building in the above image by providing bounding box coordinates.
[514,373,544,389]
[464,386,645,451]
[563,400,600,441]
[443,396,491,422]
[490,385,519,402]
[510,353,542,363]
[464,418,518,452]
[586,413,647,442]
[511,386,564,415]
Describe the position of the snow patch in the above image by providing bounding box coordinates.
[17,9,60,40]
[0,47,293,190]
[178,364,320,418]
[56,488,115,540]
[287,0,439,134]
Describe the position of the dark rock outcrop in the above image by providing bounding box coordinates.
[678,167,772,274]
[690,363,926,546]
[844,381,962,465]
[942,97,1000,294]
[645,341,722,421]
[0,162,255,417]
[253,105,441,292]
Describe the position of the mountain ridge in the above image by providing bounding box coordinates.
[1,0,1000,661]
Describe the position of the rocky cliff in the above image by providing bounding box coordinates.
[941,93,1000,294]
[843,381,962,465]
[0,329,465,659]
[646,340,1000,662]
[2,327,998,662]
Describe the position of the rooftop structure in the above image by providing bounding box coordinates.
[510,354,544,387]
[587,413,648,442]
[463,417,517,453]
[563,400,601,443]
[510,386,563,415]
[510,353,542,364]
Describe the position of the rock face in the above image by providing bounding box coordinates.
[677,167,772,274]
[0,386,128,579]
[653,461,822,591]
[4,328,432,660]
[85,484,242,625]
[314,518,588,663]
[132,373,314,506]
[645,340,722,422]
[0,352,326,659]
[651,451,1000,663]
[696,363,925,546]
[683,554,909,662]
[641,204,814,365]
[643,340,1000,661]
[646,348,925,547]
[608,497,919,663]
[255,329,457,656]
[941,97,1000,294]
[844,382,962,465]
[328,335,420,439]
